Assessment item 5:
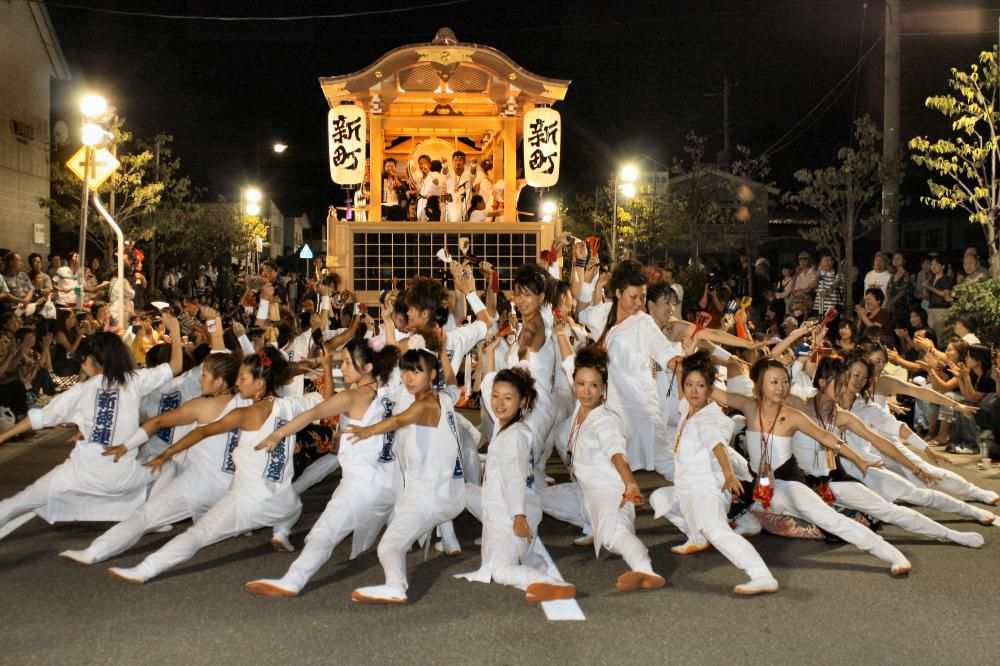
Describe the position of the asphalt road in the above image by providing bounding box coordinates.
[2,428,999,665]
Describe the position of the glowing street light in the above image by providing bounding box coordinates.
[273,142,288,154]
[620,164,639,183]
[611,162,640,263]
[244,188,262,203]
[245,202,262,216]
[541,199,557,222]
[80,93,108,118]
[81,123,107,146]
[620,183,637,199]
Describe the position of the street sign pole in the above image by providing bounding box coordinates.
[76,146,92,314]
[298,243,314,279]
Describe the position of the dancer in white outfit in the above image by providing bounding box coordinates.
[456,367,576,602]
[107,347,324,584]
[245,339,403,597]
[577,261,673,478]
[59,353,247,564]
[711,358,913,577]
[650,352,778,595]
[789,354,984,549]
[347,333,466,604]
[553,342,665,592]
[860,342,999,506]
[837,353,997,526]
[0,319,183,541]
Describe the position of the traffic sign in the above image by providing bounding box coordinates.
[66,146,120,190]
[299,243,314,259]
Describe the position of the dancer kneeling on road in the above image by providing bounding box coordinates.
[346,332,465,604]
[246,338,402,597]
[554,339,666,593]
[456,366,576,603]
[0,318,183,542]
[650,351,778,596]
[107,347,324,584]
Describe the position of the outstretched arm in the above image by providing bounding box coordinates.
[876,374,976,415]
[103,397,218,461]
[144,407,245,473]
[835,408,937,483]
[255,389,354,452]
[346,399,433,439]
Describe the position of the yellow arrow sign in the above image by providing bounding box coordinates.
[66,146,120,190]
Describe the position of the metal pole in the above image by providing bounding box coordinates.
[76,145,92,314]
[91,193,125,328]
[611,172,618,265]
[881,0,901,253]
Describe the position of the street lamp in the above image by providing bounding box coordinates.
[611,163,638,264]
[273,142,288,154]
[75,93,111,312]
[541,199,557,223]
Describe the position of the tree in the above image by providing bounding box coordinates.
[40,117,166,267]
[785,116,884,308]
[909,47,1000,278]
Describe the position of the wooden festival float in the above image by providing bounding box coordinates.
[320,28,570,299]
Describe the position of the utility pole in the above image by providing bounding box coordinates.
[706,77,735,169]
[881,0,900,253]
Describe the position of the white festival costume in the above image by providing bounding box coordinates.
[650,400,773,583]
[139,366,203,458]
[790,413,983,548]
[108,394,323,582]
[361,391,466,598]
[855,396,999,506]
[581,302,673,475]
[65,395,251,564]
[742,430,909,569]
[457,372,564,590]
[0,364,174,534]
[250,386,403,593]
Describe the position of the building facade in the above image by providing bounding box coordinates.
[0,1,70,255]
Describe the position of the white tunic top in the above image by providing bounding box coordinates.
[672,400,730,492]
[140,366,203,456]
[26,363,174,522]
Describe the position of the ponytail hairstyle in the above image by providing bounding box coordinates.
[202,353,240,389]
[493,367,538,429]
[399,326,443,378]
[512,263,558,307]
[85,331,137,387]
[241,346,291,397]
[840,350,876,401]
[749,357,790,401]
[811,354,847,394]
[573,344,609,385]
[680,350,718,387]
[345,337,400,385]
[597,260,649,347]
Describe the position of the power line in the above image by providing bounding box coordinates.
[34,0,474,21]
[763,35,882,157]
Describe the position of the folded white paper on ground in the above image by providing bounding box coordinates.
[542,599,586,621]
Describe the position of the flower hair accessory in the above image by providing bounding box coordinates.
[368,337,386,353]
[257,349,272,367]
[407,334,438,357]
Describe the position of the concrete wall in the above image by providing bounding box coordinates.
[0,1,65,256]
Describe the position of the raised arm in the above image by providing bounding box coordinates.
[255,389,354,452]
[162,314,183,376]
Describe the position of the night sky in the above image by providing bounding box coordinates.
[43,0,1000,223]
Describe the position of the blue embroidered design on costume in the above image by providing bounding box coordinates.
[155,391,182,443]
[527,444,536,489]
[445,408,464,480]
[376,396,397,463]
[222,428,239,474]
[91,388,120,446]
[263,418,289,482]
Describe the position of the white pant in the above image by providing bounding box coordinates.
[829,480,962,543]
[376,485,463,591]
[122,489,301,581]
[79,474,225,564]
[588,499,652,573]
[479,500,560,591]
[540,482,592,535]
[848,465,994,523]
[0,469,59,539]
[292,454,341,495]
[656,487,771,580]
[279,483,396,592]
[883,455,998,505]
[768,479,904,565]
